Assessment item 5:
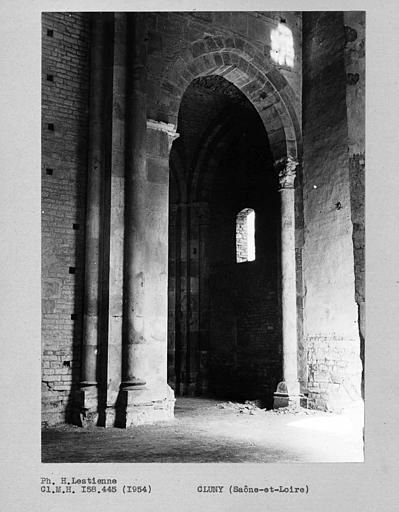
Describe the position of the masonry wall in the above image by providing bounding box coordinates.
[344,12,365,396]
[145,11,302,133]
[41,13,90,425]
[302,12,363,410]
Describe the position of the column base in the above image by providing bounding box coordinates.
[115,385,175,428]
[73,385,99,427]
[104,406,117,428]
[273,381,303,409]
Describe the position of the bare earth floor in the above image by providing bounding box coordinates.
[42,397,364,463]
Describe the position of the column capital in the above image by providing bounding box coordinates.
[274,156,299,189]
[147,118,180,147]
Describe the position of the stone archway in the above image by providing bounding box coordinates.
[160,35,302,163]
[162,45,304,407]
[166,59,303,406]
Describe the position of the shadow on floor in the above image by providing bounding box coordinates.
[42,397,364,463]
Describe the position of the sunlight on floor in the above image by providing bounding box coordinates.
[288,415,356,434]
[42,398,365,463]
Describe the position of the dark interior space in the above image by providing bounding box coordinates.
[168,76,281,408]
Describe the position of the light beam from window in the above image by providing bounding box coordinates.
[270,23,295,67]
[236,208,256,263]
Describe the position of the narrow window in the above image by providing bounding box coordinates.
[270,23,295,67]
[236,208,255,263]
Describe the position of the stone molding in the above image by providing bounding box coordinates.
[274,156,299,189]
[147,118,180,143]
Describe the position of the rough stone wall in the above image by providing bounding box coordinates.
[41,13,90,425]
[344,12,365,396]
[302,12,362,410]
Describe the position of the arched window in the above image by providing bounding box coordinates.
[270,23,295,67]
[236,208,255,263]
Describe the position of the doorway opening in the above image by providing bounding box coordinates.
[168,75,281,408]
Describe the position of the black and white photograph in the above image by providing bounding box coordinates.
[41,10,365,464]
[1,0,399,510]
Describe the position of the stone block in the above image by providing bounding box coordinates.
[231,13,248,36]
[42,299,56,314]
[146,157,168,185]
[248,17,268,44]
[42,278,62,298]
[214,12,231,29]
[115,386,175,428]
[273,392,301,409]
[148,31,162,55]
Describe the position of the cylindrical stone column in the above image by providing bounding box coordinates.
[104,12,128,427]
[121,13,148,390]
[81,14,108,388]
[274,157,301,408]
[77,13,110,425]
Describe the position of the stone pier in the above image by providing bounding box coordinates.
[75,13,176,428]
[114,15,176,427]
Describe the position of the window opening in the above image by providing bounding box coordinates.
[236,208,255,263]
[270,23,295,67]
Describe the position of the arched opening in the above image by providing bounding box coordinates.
[236,208,256,263]
[168,75,281,408]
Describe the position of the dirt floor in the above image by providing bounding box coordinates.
[42,397,364,463]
